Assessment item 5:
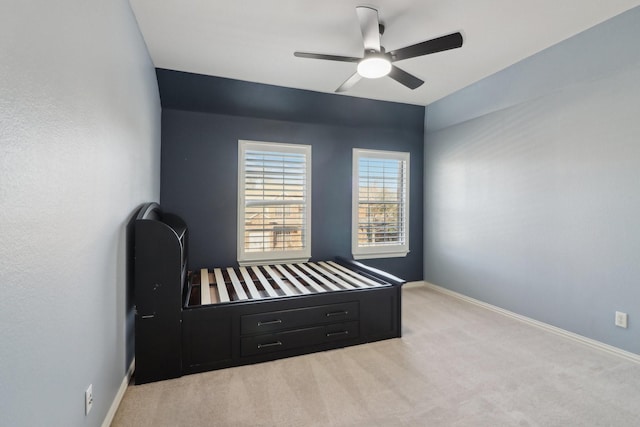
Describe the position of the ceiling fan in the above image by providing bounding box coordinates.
[294,6,463,92]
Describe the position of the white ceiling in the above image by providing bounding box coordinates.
[130,1,640,106]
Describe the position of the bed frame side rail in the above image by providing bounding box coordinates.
[334,257,405,287]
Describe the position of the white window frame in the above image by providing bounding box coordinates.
[352,148,409,260]
[237,140,311,265]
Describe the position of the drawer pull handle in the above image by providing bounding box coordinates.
[257,319,282,326]
[326,331,349,337]
[141,314,155,319]
[257,341,282,349]
[326,310,348,317]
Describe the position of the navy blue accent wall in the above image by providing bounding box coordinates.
[158,69,424,281]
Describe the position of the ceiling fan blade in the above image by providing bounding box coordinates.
[389,32,463,62]
[356,6,381,52]
[335,72,362,93]
[388,66,424,90]
[294,52,360,62]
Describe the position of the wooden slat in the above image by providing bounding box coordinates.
[274,264,311,294]
[239,267,262,300]
[308,263,356,290]
[319,261,372,288]
[213,268,230,303]
[208,272,219,304]
[250,266,278,298]
[263,265,296,296]
[200,268,212,305]
[286,264,326,293]
[227,268,249,300]
[295,263,341,291]
[327,261,382,287]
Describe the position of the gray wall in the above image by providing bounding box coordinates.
[0,1,160,426]
[424,7,640,354]
[158,70,425,281]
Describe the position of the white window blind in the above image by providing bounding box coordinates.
[352,149,409,259]
[238,140,311,265]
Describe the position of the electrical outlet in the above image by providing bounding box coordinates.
[615,311,628,329]
[85,384,93,415]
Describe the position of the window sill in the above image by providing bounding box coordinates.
[238,257,310,267]
[352,251,409,260]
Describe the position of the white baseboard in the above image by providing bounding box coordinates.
[403,280,426,289]
[102,359,135,427]
[416,281,640,365]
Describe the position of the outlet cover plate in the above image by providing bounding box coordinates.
[615,311,628,328]
[85,384,93,415]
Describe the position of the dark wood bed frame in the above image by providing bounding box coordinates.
[133,202,405,384]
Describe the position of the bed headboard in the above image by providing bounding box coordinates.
[135,202,161,222]
[133,203,188,382]
[134,202,189,299]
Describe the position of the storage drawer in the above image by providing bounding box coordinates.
[241,301,359,335]
[241,321,359,357]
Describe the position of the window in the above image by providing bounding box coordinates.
[352,149,409,259]
[238,140,311,265]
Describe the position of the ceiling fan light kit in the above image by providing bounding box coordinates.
[357,53,392,78]
[294,6,464,93]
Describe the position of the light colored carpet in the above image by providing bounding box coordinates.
[112,285,640,426]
